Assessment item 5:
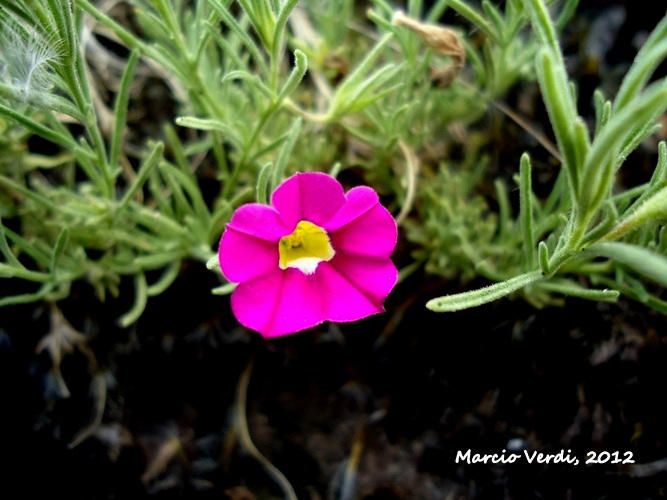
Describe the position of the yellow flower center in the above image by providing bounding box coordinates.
[279,220,335,274]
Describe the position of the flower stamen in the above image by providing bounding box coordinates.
[279,220,335,274]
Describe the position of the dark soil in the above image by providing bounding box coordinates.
[3,267,667,499]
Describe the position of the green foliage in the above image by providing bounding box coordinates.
[2,0,667,324]
[405,148,500,283]
[428,0,667,312]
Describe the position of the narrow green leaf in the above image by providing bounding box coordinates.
[221,70,276,101]
[522,0,559,51]
[277,50,308,102]
[147,261,181,296]
[343,81,404,114]
[426,270,543,312]
[272,118,302,189]
[0,175,59,212]
[601,184,667,242]
[652,141,667,187]
[538,241,550,275]
[426,0,450,22]
[1,226,52,267]
[333,63,403,117]
[119,142,164,209]
[581,83,667,218]
[46,0,74,61]
[610,183,647,210]
[50,227,69,275]
[535,48,579,198]
[620,122,663,166]
[0,263,19,278]
[625,274,651,302]
[152,0,182,39]
[271,0,299,66]
[206,22,248,71]
[205,0,268,74]
[580,200,618,246]
[330,33,394,113]
[236,0,275,49]
[615,25,667,112]
[594,275,667,314]
[212,282,238,295]
[588,242,667,287]
[75,0,146,51]
[111,50,141,170]
[34,93,85,121]
[446,0,497,42]
[256,162,273,205]
[554,0,579,32]
[176,116,228,132]
[250,134,292,163]
[159,161,211,225]
[0,103,77,149]
[118,273,148,327]
[0,283,55,307]
[366,7,394,33]
[519,153,535,268]
[134,251,181,269]
[659,226,667,254]
[5,265,53,282]
[175,116,243,149]
[328,162,342,178]
[206,254,220,271]
[147,169,176,219]
[542,169,567,214]
[158,162,195,221]
[130,205,187,237]
[0,217,22,268]
[481,0,506,43]
[494,179,511,240]
[536,279,619,302]
[163,123,190,172]
[72,145,106,191]
[572,119,590,169]
[593,89,611,136]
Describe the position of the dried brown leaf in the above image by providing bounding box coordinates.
[392,11,465,87]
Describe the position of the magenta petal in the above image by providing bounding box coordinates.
[266,270,328,337]
[323,186,379,232]
[330,204,397,258]
[328,253,397,306]
[226,203,289,241]
[315,263,385,322]
[230,268,285,335]
[231,268,327,338]
[219,228,278,283]
[272,172,346,229]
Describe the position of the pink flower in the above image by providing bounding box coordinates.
[218,172,398,338]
